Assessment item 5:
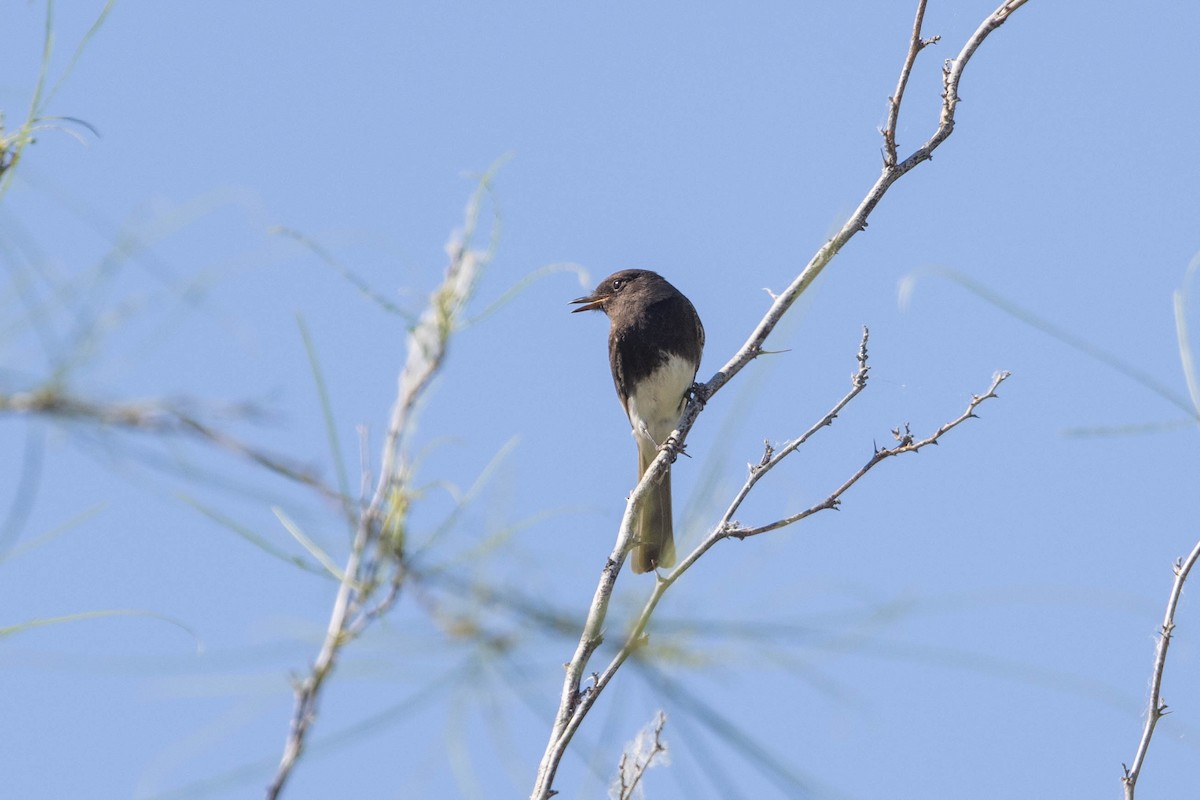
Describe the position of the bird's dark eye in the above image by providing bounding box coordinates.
[611,279,624,291]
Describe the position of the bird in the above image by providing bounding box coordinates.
[571,269,704,573]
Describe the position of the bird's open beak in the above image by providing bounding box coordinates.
[570,294,605,313]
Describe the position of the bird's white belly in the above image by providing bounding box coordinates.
[626,352,695,445]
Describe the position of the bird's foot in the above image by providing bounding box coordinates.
[661,434,689,462]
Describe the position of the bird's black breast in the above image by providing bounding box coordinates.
[608,293,704,410]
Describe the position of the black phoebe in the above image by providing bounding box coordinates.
[571,270,705,573]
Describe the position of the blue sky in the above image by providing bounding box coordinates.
[3,2,1199,798]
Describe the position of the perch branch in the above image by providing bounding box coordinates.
[532,2,1029,795]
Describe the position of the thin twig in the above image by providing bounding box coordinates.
[614,711,668,800]
[1122,537,1200,799]
[734,370,1009,538]
[532,2,1029,795]
[718,327,871,535]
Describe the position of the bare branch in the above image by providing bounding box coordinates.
[267,169,498,799]
[532,2,1030,795]
[1122,537,1200,799]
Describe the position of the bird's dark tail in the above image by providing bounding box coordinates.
[631,442,676,574]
